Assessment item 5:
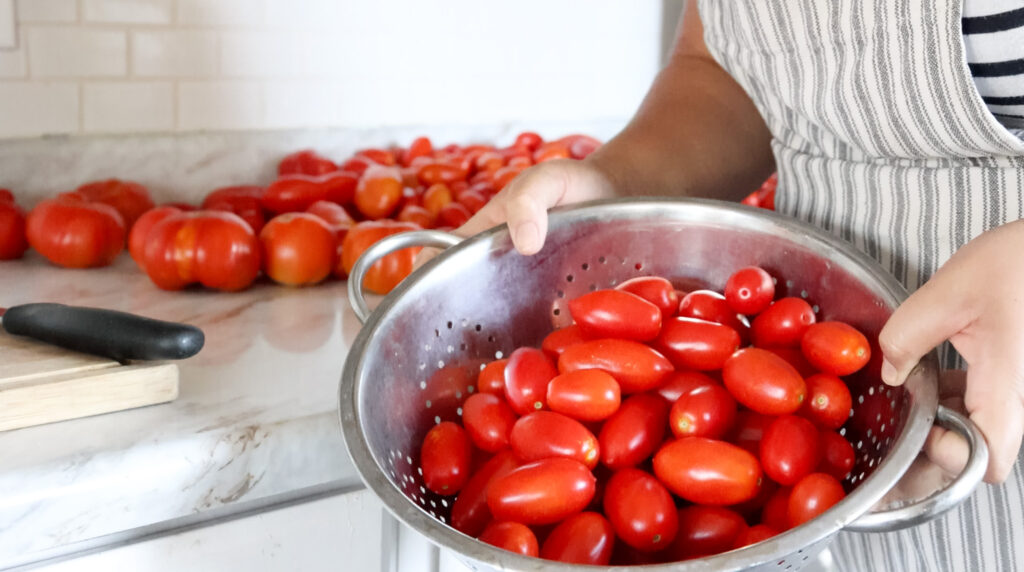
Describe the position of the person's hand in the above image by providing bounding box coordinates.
[879,220,1024,483]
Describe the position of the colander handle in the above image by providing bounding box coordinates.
[347,230,464,324]
[845,405,989,533]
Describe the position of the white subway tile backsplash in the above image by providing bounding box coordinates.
[0,45,26,77]
[264,0,342,29]
[178,82,263,131]
[220,31,341,78]
[28,28,127,77]
[83,82,173,133]
[177,0,265,27]
[132,30,217,77]
[15,0,77,22]
[0,83,78,138]
[83,0,173,24]
[263,81,341,128]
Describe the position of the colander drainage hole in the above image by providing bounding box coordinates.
[635,262,643,270]
[475,324,482,331]
[566,274,575,282]
[556,290,565,298]
[446,321,453,329]
[582,263,589,270]
[599,256,606,263]
[553,308,561,316]
[589,284,597,291]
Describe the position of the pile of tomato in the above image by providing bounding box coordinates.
[418,266,870,565]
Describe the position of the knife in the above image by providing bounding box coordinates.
[0,303,204,361]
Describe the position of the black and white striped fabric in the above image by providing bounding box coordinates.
[963,0,1024,131]
[698,0,1024,570]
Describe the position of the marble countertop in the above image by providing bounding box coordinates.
[0,252,368,568]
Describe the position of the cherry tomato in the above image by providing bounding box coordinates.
[546,369,621,422]
[731,410,774,456]
[420,421,472,495]
[760,485,793,531]
[402,136,434,167]
[422,363,478,422]
[0,199,28,260]
[450,450,519,537]
[422,183,453,216]
[760,415,821,486]
[504,347,558,415]
[669,384,737,439]
[511,411,600,469]
[202,185,266,233]
[559,134,602,159]
[356,148,397,166]
[818,430,856,481]
[478,521,538,557]
[513,132,544,151]
[26,198,125,268]
[278,149,338,176]
[598,393,669,470]
[603,468,678,552]
[732,524,780,549]
[306,199,354,239]
[656,370,718,403]
[0,189,13,203]
[340,156,373,176]
[751,297,816,348]
[724,266,776,315]
[263,172,358,214]
[456,189,488,214]
[653,438,762,505]
[354,166,403,219]
[558,339,673,394]
[667,506,748,560]
[493,165,526,191]
[540,512,614,565]
[461,393,518,453]
[801,321,871,376]
[615,276,679,319]
[418,163,469,186]
[142,211,261,290]
[678,290,749,338]
[799,373,853,430]
[72,179,155,229]
[723,348,807,415]
[788,473,845,527]
[339,220,422,294]
[128,205,181,263]
[396,204,435,229]
[475,151,504,173]
[656,317,740,371]
[486,458,596,525]
[477,359,508,395]
[541,325,590,360]
[568,289,662,342]
[438,202,471,228]
[260,213,336,286]
[766,346,819,377]
[533,142,571,162]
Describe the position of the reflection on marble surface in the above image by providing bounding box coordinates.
[0,254,362,564]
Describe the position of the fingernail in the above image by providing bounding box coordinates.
[881,359,898,385]
[514,222,540,253]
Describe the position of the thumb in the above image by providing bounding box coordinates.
[877,272,973,386]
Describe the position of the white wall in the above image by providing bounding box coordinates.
[0,0,664,139]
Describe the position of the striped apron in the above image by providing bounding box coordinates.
[698,1,1024,570]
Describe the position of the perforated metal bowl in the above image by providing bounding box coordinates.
[339,198,987,571]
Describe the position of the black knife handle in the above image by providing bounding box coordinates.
[2,303,204,361]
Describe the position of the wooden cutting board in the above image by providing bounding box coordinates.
[0,328,179,432]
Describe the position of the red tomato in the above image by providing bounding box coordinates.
[396,204,435,229]
[354,166,403,219]
[0,200,28,260]
[339,220,422,294]
[438,202,472,228]
[263,172,358,214]
[678,290,749,337]
[478,521,538,557]
[766,346,819,377]
[799,373,853,429]
[724,266,776,315]
[534,142,572,163]
[751,297,816,348]
[305,199,354,237]
[669,384,737,439]
[801,321,871,376]
[656,370,718,403]
[546,369,621,422]
[731,411,774,456]
[422,363,478,422]
[475,151,504,173]
[73,179,155,229]
[422,183,453,216]
[559,134,602,159]
[456,190,488,214]
[420,421,472,495]
[418,163,469,186]
[141,211,260,291]
[26,198,125,268]
[732,524,780,549]
[278,149,338,176]
[598,393,669,470]
[477,359,508,395]
[540,512,614,565]
[128,205,181,263]
[540,325,589,360]
[510,411,600,469]
[818,430,856,481]
[667,506,748,560]
[340,156,373,175]
[558,339,673,394]
[615,276,679,319]
[402,136,434,167]
[493,165,526,190]
[504,347,558,415]
[653,438,762,505]
[568,289,662,342]
[0,189,13,203]
[723,348,807,415]
[760,415,821,486]
[450,450,519,537]
[356,148,397,166]
[486,458,596,525]
[656,317,740,371]
[760,485,793,531]
[461,393,517,453]
[788,473,846,527]
[260,213,336,286]
[202,185,266,234]
[603,468,678,552]
[513,132,544,151]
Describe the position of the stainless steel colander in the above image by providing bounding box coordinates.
[339,198,988,571]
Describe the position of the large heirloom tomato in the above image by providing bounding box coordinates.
[26,198,125,268]
[339,220,422,294]
[140,211,260,291]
